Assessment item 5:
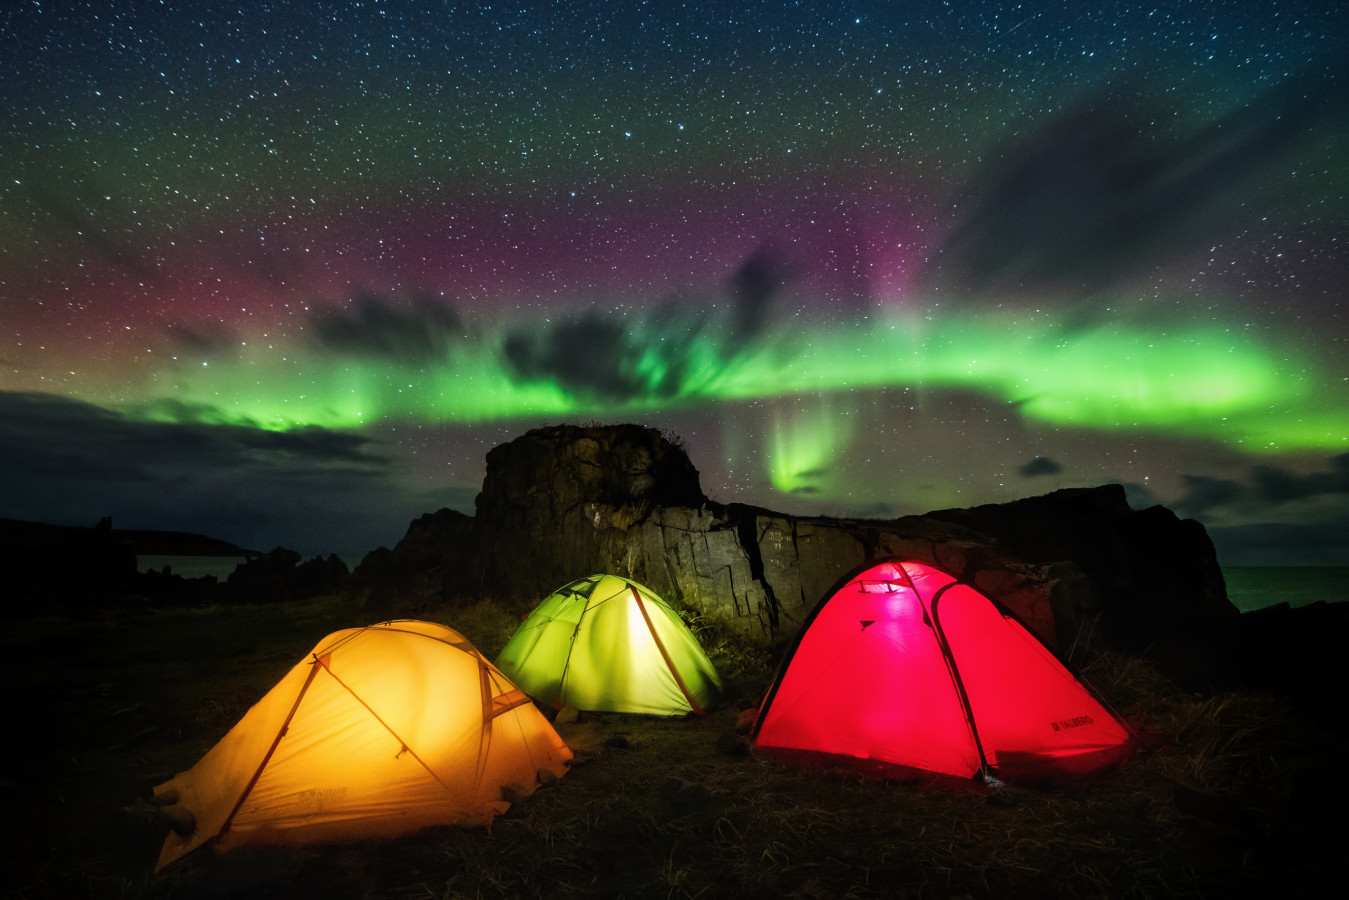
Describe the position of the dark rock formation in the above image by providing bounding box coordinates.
[1236,600,1349,711]
[359,424,1237,680]
[0,517,271,613]
[922,487,1239,682]
[348,508,474,610]
[0,516,139,612]
[225,548,349,603]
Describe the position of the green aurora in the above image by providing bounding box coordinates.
[129,304,1341,494]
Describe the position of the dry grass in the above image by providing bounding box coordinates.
[2,594,1339,899]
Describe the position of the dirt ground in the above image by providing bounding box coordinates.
[2,593,1340,899]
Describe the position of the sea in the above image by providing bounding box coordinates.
[1223,567,1345,613]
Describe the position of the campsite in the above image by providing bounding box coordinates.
[6,0,1346,892]
[5,577,1343,898]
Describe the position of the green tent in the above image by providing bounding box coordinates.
[495,575,723,716]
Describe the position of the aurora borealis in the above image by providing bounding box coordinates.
[3,2,1346,562]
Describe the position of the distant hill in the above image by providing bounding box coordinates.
[0,517,259,558]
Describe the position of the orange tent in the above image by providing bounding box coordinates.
[153,620,571,869]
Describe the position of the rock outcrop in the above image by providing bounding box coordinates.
[224,548,351,604]
[355,424,1237,678]
[0,516,280,614]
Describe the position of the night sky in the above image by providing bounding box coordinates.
[2,2,1346,564]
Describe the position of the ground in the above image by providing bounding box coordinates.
[2,592,1339,899]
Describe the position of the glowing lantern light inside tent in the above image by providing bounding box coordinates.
[495,574,723,716]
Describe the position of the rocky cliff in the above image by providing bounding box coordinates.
[354,424,1237,677]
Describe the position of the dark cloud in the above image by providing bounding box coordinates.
[930,71,1345,299]
[727,245,789,339]
[310,292,463,361]
[1251,464,1308,504]
[502,246,783,402]
[784,466,830,496]
[1174,455,1349,519]
[1251,453,1349,503]
[503,310,652,400]
[136,397,265,428]
[1018,456,1062,477]
[0,391,418,556]
[1208,519,1349,567]
[1174,474,1245,519]
[1124,470,1349,565]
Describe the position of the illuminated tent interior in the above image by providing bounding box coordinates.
[751,560,1135,784]
[152,620,572,870]
[495,574,723,716]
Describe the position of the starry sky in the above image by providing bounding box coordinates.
[2,1,1346,564]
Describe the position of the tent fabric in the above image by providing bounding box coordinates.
[752,560,1134,783]
[495,574,723,716]
[152,620,571,870]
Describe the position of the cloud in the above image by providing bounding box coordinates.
[0,391,419,556]
[501,245,785,402]
[503,310,652,401]
[1207,519,1349,567]
[727,245,789,339]
[1171,456,1349,562]
[136,397,267,428]
[1018,456,1062,477]
[1251,453,1349,503]
[310,292,463,361]
[929,71,1345,299]
[1174,455,1349,521]
[1129,468,1349,565]
[1174,474,1246,519]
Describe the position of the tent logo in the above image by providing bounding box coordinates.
[293,786,348,812]
[1051,715,1095,732]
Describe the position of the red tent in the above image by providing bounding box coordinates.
[751,559,1135,784]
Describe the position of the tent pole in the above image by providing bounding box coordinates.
[320,655,455,793]
[218,655,324,842]
[553,581,597,709]
[632,586,705,715]
[929,583,997,783]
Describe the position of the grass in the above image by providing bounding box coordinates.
[2,592,1340,899]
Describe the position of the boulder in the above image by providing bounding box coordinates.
[372,423,1235,679]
